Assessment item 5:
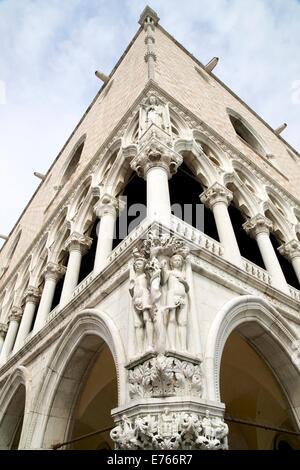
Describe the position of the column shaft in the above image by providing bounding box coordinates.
[13,301,36,351]
[212,201,242,267]
[60,249,82,304]
[33,277,57,332]
[146,166,171,224]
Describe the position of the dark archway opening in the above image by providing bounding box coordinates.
[78,221,98,284]
[228,205,265,269]
[169,162,219,240]
[0,384,25,449]
[113,174,146,249]
[269,233,299,289]
[221,331,300,450]
[50,253,69,311]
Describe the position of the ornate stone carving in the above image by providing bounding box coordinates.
[43,262,66,281]
[278,239,300,260]
[128,353,202,399]
[64,232,92,255]
[0,323,8,338]
[9,306,23,323]
[94,194,120,218]
[243,214,273,238]
[23,286,41,305]
[129,231,192,354]
[131,142,182,179]
[140,95,169,134]
[111,409,228,450]
[200,183,233,209]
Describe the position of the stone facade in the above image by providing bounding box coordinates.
[0,6,300,450]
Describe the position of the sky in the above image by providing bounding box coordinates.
[0,0,299,247]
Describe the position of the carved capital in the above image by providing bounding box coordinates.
[44,262,66,281]
[200,183,233,209]
[23,286,41,305]
[131,143,182,179]
[64,232,92,255]
[94,194,120,218]
[243,214,273,238]
[128,353,203,399]
[111,409,228,450]
[0,322,8,338]
[278,239,300,260]
[9,306,23,323]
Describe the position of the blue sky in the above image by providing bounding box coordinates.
[0,0,299,244]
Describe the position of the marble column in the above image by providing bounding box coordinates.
[0,323,8,355]
[94,194,119,273]
[131,143,182,226]
[243,214,289,293]
[60,232,92,305]
[278,239,300,286]
[0,307,22,362]
[33,262,66,333]
[201,182,242,267]
[13,286,40,351]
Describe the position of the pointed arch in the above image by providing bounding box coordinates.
[205,295,300,430]
[0,366,31,449]
[29,309,126,449]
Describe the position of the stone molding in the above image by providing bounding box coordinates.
[9,306,23,323]
[43,262,67,282]
[243,214,273,238]
[0,322,8,338]
[200,183,233,209]
[128,353,203,399]
[23,286,41,305]
[278,239,300,261]
[131,140,182,179]
[94,194,120,218]
[63,232,92,255]
[111,409,228,450]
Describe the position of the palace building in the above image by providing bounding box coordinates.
[0,6,300,450]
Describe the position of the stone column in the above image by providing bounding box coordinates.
[131,143,182,226]
[0,323,8,355]
[201,183,242,267]
[94,194,119,273]
[33,262,66,333]
[60,232,92,305]
[278,239,300,286]
[0,307,22,362]
[243,214,289,293]
[13,286,40,351]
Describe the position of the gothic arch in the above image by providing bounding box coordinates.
[0,366,31,449]
[29,309,126,449]
[205,295,300,429]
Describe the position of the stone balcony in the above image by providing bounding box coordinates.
[1,215,300,375]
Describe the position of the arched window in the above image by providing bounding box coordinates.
[8,230,22,260]
[59,137,86,189]
[228,111,266,158]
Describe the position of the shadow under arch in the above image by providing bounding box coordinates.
[205,295,300,429]
[0,366,31,449]
[30,309,126,449]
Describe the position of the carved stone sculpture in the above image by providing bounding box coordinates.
[129,255,153,353]
[110,409,228,450]
[141,95,168,132]
[129,231,192,355]
[128,353,202,399]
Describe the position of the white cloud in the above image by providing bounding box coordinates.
[0,0,299,245]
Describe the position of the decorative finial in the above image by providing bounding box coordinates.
[139,6,160,27]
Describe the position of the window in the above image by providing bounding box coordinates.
[228,112,266,158]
